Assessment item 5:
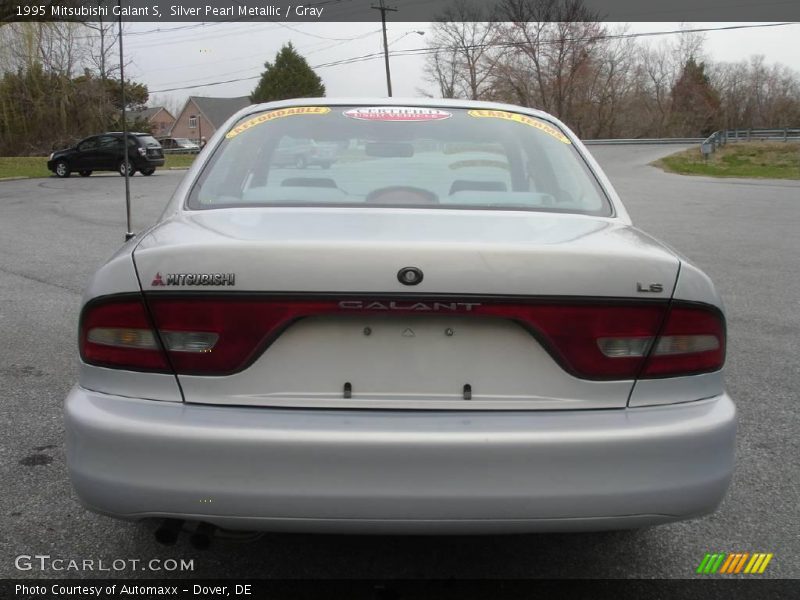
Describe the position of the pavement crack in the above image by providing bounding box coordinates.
[0,264,81,294]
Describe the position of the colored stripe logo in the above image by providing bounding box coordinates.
[696,553,773,574]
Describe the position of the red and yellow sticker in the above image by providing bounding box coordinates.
[467,110,571,144]
[225,106,331,139]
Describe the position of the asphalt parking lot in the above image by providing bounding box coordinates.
[1,145,798,580]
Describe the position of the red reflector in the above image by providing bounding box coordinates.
[80,297,170,371]
[641,305,725,377]
[81,295,725,380]
[145,297,668,379]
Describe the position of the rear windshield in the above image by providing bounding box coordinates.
[188,106,611,215]
[136,135,161,147]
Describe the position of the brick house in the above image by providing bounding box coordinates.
[170,96,251,144]
[127,107,176,137]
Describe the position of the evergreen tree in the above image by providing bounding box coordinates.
[670,58,722,136]
[250,43,325,103]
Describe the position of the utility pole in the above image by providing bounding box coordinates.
[118,0,133,241]
[372,0,397,97]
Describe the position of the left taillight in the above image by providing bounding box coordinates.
[80,297,171,372]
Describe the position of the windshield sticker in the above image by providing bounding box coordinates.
[467,110,571,144]
[226,107,331,139]
[343,107,452,122]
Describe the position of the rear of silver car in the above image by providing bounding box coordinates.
[65,100,735,533]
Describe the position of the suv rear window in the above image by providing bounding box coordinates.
[188,106,611,216]
[136,135,161,147]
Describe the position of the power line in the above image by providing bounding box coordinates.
[148,21,799,94]
[142,28,381,87]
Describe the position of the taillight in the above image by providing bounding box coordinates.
[80,297,170,371]
[146,297,670,379]
[641,305,725,377]
[80,295,725,379]
[146,297,338,375]
[80,297,222,372]
[487,304,666,379]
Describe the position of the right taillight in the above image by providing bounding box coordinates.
[640,304,726,378]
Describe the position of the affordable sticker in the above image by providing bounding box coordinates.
[467,110,571,144]
[226,107,331,139]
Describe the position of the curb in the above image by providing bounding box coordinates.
[0,176,32,182]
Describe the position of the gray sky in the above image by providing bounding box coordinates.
[122,21,800,112]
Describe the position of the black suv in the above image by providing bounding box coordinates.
[47,132,165,178]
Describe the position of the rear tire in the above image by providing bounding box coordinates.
[140,168,156,176]
[79,170,92,177]
[118,160,135,177]
[54,161,71,178]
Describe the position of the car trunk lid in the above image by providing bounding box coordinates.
[133,208,680,409]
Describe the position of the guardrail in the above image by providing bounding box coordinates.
[582,129,800,151]
[583,138,703,145]
[702,128,800,156]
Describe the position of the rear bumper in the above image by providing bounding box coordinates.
[140,157,165,168]
[65,387,736,533]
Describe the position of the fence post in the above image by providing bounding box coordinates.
[784,128,788,142]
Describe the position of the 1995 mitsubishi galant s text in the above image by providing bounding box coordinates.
[65,99,736,536]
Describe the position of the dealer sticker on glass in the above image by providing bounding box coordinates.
[226,107,331,139]
[343,107,452,122]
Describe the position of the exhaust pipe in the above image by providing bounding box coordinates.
[154,519,184,546]
[189,522,216,550]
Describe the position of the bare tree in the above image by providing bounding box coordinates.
[422,47,460,98]
[489,0,606,135]
[423,0,499,99]
[84,17,122,82]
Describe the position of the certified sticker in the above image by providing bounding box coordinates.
[343,107,452,122]
[226,106,331,139]
[467,109,571,144]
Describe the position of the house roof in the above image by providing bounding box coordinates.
[128,106,174,122]
[189,96,251,128]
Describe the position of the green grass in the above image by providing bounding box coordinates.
[654,142,800,180]
[0,153,196,179]
[0,156,49,179]
[164,153,196,169]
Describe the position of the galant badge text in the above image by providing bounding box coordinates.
[338,301,481,312]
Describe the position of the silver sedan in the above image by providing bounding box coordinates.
[65,99,735,539]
